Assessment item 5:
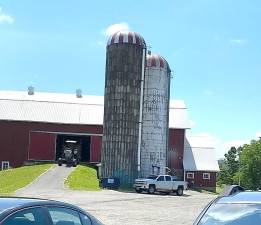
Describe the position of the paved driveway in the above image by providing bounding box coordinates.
[16,166,215,225]
[16,164,75,196]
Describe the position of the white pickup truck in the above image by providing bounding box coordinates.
[133,175,187,196]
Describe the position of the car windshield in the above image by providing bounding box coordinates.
[198,203,261,225]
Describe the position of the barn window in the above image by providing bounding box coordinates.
[203,173,210,180]
[187,172,194,179]
[1,161,9,170]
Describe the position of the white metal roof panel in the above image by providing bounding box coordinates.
[0,91,190,128]
[0,91,104,105]
[169,99,191,129]
[0,91,104,125]
[183,136,220,172]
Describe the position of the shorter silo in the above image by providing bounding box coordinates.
[140,53,171,177]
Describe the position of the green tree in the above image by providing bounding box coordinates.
[217,163,230,185]
[218,147,240,185]
[238,139,261,190]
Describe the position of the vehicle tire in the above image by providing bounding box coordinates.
[148,185,156,194]
[58,158,62,166]
[72,159,77,167]
[135,189,142,193]
[176,186,184,196]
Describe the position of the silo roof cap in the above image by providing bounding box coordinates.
[146,54,170,71]
[107,31,146,47]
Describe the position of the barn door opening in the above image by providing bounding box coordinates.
[55,135,91,162]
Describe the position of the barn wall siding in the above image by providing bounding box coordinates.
[0,121,186,170]
[186,171,217,191]
[90,136,102,163]
[168,129,185,175]
[0,120,103,167]
[29,132,56,160]
[0,121,29,168]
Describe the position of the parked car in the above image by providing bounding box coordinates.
[133,175,187,196]
[0,197,103,225]
[193,185,261,225]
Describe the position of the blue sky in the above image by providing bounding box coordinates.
[0,0,260,158]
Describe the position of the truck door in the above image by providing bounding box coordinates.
[164,175,172,190]
[156,175,165,190]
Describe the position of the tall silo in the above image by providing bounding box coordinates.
[101,31,146,186]
[140,54,171,177]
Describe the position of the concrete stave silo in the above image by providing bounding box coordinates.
[140,54,171,177]
[101,31,146,186]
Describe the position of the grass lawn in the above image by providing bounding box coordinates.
[193,185,226,195]
[0,164,53,196]
[215,186,224,194]
[65,165,100,191]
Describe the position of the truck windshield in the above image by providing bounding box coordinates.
[147,175,157,180]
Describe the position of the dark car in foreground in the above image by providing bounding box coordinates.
[0,197,103,225]
[193,185,261,225]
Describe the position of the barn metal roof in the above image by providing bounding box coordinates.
[0,91,191,129]
[183,136,220,172]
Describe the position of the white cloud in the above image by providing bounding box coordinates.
[229,39,247,45]
[101,22,130,37]
[205,134,248,159]
[0,7,14,24]
[221,139,247,150]
[189,120,196,128]
[188,127,261,159]
[187,131,249,159]
[255,131,261,139]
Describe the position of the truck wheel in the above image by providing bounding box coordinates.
[176,186,184,196]
[148,185,156,194]
[135,189,142,193]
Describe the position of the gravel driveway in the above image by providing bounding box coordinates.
[16,165,215,225]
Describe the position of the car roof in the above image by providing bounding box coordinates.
[0,197,84,213]
[216,191,261,204]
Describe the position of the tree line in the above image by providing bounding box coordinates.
[218,138,261,190]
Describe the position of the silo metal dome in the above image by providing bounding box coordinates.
[146,54,170,71]
[140,53,171,177]
[107,30,146,47]
[102,30,146,186]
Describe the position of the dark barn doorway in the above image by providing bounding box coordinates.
[56,134,91,162]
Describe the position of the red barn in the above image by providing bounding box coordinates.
[183,136,220,192]
[0,90,219,190]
